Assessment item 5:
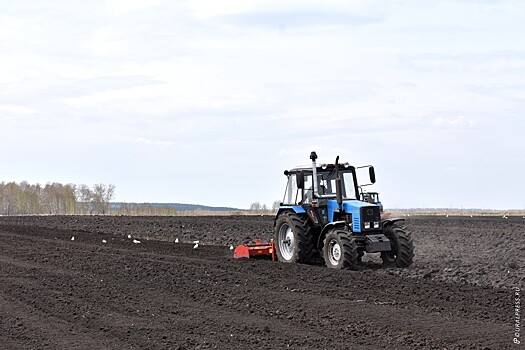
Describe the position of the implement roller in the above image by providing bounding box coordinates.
[233,239,276,261]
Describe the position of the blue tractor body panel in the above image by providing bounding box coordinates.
[327,200,339,223]
[326,199,381,233]
[277,200,380,234]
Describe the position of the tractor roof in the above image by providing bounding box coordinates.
[287,163,354,173]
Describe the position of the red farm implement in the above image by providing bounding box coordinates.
[233,239,276,261]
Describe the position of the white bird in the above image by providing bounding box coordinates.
[193,240,200,244]
[193,243,199,249]
[71,236,75,241]
[229,245,234,250]
[102,239,107,244]
[127,234,132,239]
[133,239,141,244]
[446,214,449,218]
[175,238,179,243]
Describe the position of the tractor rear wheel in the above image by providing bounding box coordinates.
[274,212,313,264]
[381,222,414,267]
[323,229,358,269]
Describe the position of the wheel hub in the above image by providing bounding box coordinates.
[328,240,341,265]
[278,224,295,261]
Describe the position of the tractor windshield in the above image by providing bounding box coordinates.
[313,169,357,200]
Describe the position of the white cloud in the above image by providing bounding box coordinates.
[0,105,39,115]
[82,27,135,57]
[432,115,476,129]
[135,137,173,147]
[187,0,255,19]
[105,0,168,13]
[55,85,169,109]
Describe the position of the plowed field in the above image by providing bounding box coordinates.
[0,215,523,349]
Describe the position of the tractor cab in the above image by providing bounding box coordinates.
[279,153,380,229]
[283,165,358,206]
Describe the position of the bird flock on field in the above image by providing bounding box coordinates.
[65,228,277,254]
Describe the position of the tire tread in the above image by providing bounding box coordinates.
[381,223,414,267]
[274,211,314,263]
[323,229,358,269]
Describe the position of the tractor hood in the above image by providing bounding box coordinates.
[327,199,381,232]
[343,199,379,212]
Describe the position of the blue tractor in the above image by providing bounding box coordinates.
[274,151,413,269]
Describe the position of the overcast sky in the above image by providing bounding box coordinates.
[1,0,524,209]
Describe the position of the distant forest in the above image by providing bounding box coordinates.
[0,181,116,215]
[0,181,242,216]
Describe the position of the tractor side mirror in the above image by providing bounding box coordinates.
[369,166,376,184]
[297,172,305,189]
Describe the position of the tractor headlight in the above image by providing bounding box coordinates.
[321,163,327,169]
[374,222,380,229]
[364,222,371,229]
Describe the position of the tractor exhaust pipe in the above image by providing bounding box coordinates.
[310,151,319,198]
[335,156,343,212]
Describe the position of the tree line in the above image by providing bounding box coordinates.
[0,181,115,215]
[1,181,283,216]
[249,200,281,214]
[113,203,178,216]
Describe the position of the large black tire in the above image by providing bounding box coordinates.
[323,229,358,269]
[274,212,313,264]
[381,222,414,267]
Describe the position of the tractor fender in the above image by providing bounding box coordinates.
[381,218,405,228]
[317,221,347,250]
[274,207,306,226]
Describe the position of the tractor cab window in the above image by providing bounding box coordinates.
[282,174,298,205]
[304,173,334,202]
[317,175,336,196]
[303,175,313,203]
[318,178,327,194]
[342,172,357,199]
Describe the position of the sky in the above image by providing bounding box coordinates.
[1,0,524,210]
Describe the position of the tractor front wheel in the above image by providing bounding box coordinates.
[274,212,313,264]
[381,222,414,267]
[323,229,358,269]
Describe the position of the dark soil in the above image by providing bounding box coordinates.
[0,215,522,349]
